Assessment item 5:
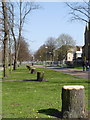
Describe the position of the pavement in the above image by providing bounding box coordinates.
[34,65,89,80]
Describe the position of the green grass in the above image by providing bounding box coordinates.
[0,70,2,120]
[2,65,89,118]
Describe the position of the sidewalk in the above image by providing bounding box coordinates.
[34,65,89,80]
[47,67,89,80]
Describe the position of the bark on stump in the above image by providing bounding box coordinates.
[31,68,36,74]
[37,71,44,81]
[62,85,86,118]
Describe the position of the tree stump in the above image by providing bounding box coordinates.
[26,65,31,71]
[31,68,36,74]
[37,71,44,81]
[62,85,87,118]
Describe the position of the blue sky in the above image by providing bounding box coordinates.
[23,2,86,53]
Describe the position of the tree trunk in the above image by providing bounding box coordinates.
[13,58,16,70]
[9,36,12,73]
[2,1,9,78]
[37,71,44,81]
[3,39,9,78]
[62,85,87,118]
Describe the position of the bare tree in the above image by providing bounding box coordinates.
[2,1,9,77]
[34,37,56,61]
[8,2,40,70]
[34,44,46,61]
[45,37,56,61]
[66,0,90,23]
[56,33,75,48]
[56,33,75,61]
[66,1,90,63]
[18,37,31,64]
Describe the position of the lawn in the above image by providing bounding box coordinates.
[0,70,2,120]
[2,65,89,118]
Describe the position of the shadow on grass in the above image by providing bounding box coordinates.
[23,79,48,82]
[38,108,62,118]
[23,79,38,82]
[3,79,48,82]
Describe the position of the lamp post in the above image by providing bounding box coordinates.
[45,46,48,68]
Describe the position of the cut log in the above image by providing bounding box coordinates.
[37,71,44,81]
[31,68,36,74]
[62,85,87,118]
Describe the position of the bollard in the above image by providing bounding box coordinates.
[62,85,87,118]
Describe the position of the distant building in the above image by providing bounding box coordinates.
[57,46,83,66]
[74,46,83,58]
[67,47,75,62]
[82,21,90,63]
[67,46,83,62]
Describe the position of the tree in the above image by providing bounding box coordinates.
[18,37,31,64]
[56,34,75,48]
[45,37,56,61]
[66,1,90,64]
[2,1,9,77]
[0,1,39,77]
[34,37,56,61]
[8,2,40,70]
[34,44,46,61]
[56,33,75,61]
[66,1,90,23]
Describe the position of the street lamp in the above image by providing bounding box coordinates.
[45,46,48,68]
[40,56,41,61]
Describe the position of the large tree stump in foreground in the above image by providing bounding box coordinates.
[37,71,44,81]
[62,85,87,118]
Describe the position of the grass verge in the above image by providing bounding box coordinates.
[2,65,89,118]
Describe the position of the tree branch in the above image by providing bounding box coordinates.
[66,2,89,23]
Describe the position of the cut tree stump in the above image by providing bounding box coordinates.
[62,85,87,118]
[31,68,36,74]
[26,65,31,71]
[37,71,44,81]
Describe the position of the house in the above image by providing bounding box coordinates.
[57,46,83,66]
[75,46,82,58]
[67,47,76,62]
[67,46,83,62]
